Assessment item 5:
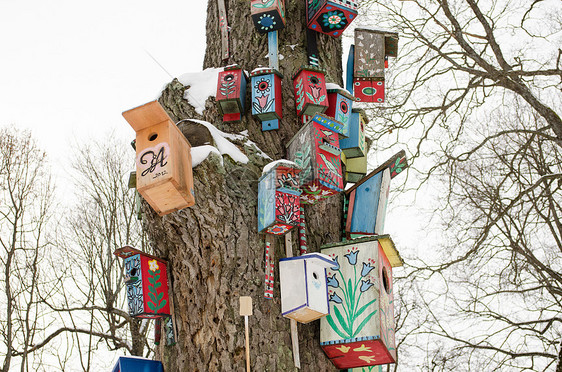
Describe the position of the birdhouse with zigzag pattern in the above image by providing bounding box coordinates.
[114,246,170,319]
[286,115,343,204]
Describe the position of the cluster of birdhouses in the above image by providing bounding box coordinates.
[306,0,358,37]
[258,162,302,235]
[122,101,195,216]
[216,65,248,122]
[320,236,402,369]
[349,28,399,103]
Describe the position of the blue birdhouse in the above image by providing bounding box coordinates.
[339,108,367,158]
[324,84,355,138]
[112,356,163,372]
[250,68,283,131]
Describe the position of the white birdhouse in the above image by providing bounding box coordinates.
[279,253,336,323]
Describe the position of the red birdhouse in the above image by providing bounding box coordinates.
[306,0,358,38]
[114,246,170,318]
[216,65,248,122]
[293,65,329,117]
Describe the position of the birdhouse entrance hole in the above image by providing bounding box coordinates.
[310,76,319,84]
[148,133,158,141]
[382,267,390,294]
[312,271,318,280]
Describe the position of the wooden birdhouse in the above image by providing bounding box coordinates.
[286,116,343,205]
[345,151,408,239]
[250,68,283,131]
[352,28,399,103]
[293,66,329,117]
[122,101,195,216]
[216,65,248,122]
[279,253,336,323]
[344,154,367,184]
[324,84,355,138]
[114,246,170,318]
[251,0,286,34]
[112,356,163,372]
[320,235,403,369]
[306,0,358,38]
[258,162,302,235]
[340,108,367,158]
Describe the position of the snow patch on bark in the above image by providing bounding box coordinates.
[178,68,222,115]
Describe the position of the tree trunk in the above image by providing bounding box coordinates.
[146,0,345,370]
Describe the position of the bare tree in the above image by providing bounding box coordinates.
[0,126,56,372]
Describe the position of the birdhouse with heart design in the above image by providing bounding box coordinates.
[216,65,248,122]
[122,101,195,216]
[320,235,403,369]
[286,115,343,204]
[340,108,367,158]
[250,68,283,131]
[345,151,408,239]
[114,246,170,318]
[324,84,355,138]
[112,356,164,372]
[279,253,336,323]
[251,0,286,34]
[352,28,399,103]
[293,65,329,117]
[306,0,358,38]
[258,161,302,235]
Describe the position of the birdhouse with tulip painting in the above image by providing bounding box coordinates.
[122,101,195,216]
[279,253,336,323]
[258,162,302,235]
[250,68,283,131]
[324,84,355,138]
[306,0,358,38]
[320,236,403,369]
[216,65,248,122]
[286,115,343,204]
[293,65,329,117]
[345,151,408,239]
[114,246,170,318]
[251,0,286,34]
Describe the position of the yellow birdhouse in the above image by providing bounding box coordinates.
[123,101,195,215]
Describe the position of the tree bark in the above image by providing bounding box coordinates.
[144,0,345,370]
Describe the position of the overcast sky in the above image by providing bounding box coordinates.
[0,0,207,167]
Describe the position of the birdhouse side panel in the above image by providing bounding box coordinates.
[349,171,383,235]
[279,259,307,315]
[274,190,300,227]
[216,69,243,103]
[135,122,174,191]
[124,254,144,316]
[374,168,391,234]
[251,0,286,33]
[307,0,358,38]
[140,256,170,317]
[320,240,382,344]
[354,31,385,78]
[287,126,315,187]
[324,92,352,137]
[313,122,343,192]
[258,171,276,232]
[305,261,330,315]
[251,73,281,121]
[340,110,366,158]
[353,78,385,103]
[378,243,396,361]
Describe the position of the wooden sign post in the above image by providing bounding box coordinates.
[239,296,253,372]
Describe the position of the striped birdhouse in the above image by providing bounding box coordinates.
[306,0,358,38]
[216,65,248,122]
[250,68,283,131]
[345,151,407,239]
[320,236,403,369]
[258,162,302,235]
[286,116,343,204]
[114,246,170,318]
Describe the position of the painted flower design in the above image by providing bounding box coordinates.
[148,259,159,272]
[322,11,346,29]
[254,78,271,93]
[327,274,339,288]
[330,255,340,271]
[361,261,375,277]
[329,291,343,304]
[256,94,270,109]
[310,85,322,100]
[360,279,374,292]
[344,248,359,265]
[258,14,276,31]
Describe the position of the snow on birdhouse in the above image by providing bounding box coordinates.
[279,253,335,323]
[306,0,358,38]
[345,151,407,239]
[122,101,195,216]
[112,356,164,372]
[114,246,170,318]
[340,108,367,159]
[250,68,283,131]
[251,0,286,34]
[320,236,402,369]
[324,84,355,138]
[293,65,329,117]
[258,162,302,235]
[286,116,343,204]
[216,65,248,122]
[352,28,399,103]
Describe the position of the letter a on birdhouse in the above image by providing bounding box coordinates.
[114,246,170,318]
[122,101,195,215]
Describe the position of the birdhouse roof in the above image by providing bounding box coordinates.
[351,108,369,122]
[320,235,404,267]
[291,64,327,80]
[354,27,399,38]
[279,252,336,268]
[345,150,407,194]
[326,84,356,101]
[249,67,284,79]
[114,246,168,263]
[122,101,172,133]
